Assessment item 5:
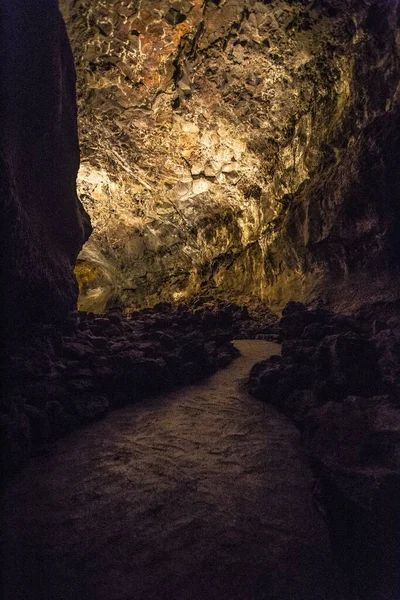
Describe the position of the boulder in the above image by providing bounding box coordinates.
[279,304,330,340]
[302,322,336,342]
[321,466,400,600]
[281,339,317,364]
[314,333,383,401]
[71,395,110,423]
[112,356,171,400]
[285,389,321,426]
[1,303,239,478]
[248,355,284,402]
[303,400,371,468]
[362,403,400,469]
[249,355,313,407]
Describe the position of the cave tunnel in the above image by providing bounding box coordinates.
[1,1,400,600]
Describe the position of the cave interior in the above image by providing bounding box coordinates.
[1,1,400,599]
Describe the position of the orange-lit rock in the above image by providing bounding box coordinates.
[60,0,400,312]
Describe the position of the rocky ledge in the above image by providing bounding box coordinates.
[248,300,400,600]
[1,303,268,481]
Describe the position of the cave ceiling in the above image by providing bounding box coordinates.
[60,0,400,311]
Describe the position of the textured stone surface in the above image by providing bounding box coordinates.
[60,0,400,311]
[0,304,241,479]
[248,301,400,599]
[0,0,90,329]
[1,341,353,600]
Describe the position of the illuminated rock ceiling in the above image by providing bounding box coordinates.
[60,0,400,311]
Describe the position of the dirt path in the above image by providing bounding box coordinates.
[1,341,351,600]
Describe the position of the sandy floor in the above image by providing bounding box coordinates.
[1,341,352,600]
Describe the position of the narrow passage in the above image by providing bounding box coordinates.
[1,341,351,600]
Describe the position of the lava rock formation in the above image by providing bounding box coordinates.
[249,300,400,600]
[0,303,242,479]
[60,0,400,311]
[0,0,90,328]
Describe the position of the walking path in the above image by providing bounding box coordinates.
[1,341,351,599]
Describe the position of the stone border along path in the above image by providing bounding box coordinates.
[1,340,354,600]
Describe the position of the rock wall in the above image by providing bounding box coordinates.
[0,0,90,330]
[249,300,400,599]
[60,0,400,311]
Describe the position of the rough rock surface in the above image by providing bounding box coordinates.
[59,0,400,310]
[174,293,279,339]
[0,304,241,479]
[1,341,353,600]
[0,0,90,329]
[248,301,400,600]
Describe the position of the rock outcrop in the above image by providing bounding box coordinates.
[0,304,242,479]
[60,0,400,311]
[249,301,400,600]
[0,0,90,331]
